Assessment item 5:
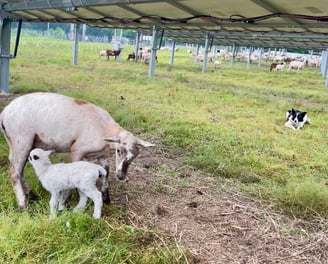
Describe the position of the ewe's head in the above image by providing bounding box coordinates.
[105,132,155,181]
[28,148,54,167]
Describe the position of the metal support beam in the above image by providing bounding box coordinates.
[323,51,328,88]
[148,25,158,77]
[247,47,253,67]
[72,23,79,65]
[202,33,210,73]
[321,51,328,78]
[0,18,11,94]
[231,42,238,66]
[194,44,200,64]
[170,41,175,65]
[258,48,263,67]
[134,31,141,63]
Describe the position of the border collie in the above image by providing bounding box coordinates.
[285,108,310,130]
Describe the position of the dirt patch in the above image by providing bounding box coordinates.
[1,94,328,263]
[110,145,328,264]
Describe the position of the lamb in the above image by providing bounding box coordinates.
[0,92,155,211]
[28,148,107,219]
[99,50,107,58]
[214,60,221,68]
[275,63,285,71]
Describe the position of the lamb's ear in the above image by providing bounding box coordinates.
[104,137,121,143]
[136,138,155,147]
[46,150,55,156]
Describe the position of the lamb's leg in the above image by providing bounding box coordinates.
[49,193,58,219]
[97,156,110,205]
[58,190,71,211]
[70,148,110,205]
[73,190,88,212]
[85,188,103,219]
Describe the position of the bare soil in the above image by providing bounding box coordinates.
[110,144,328,264]
[1,94,328,264]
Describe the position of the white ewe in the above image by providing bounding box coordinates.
[28,148,107,219]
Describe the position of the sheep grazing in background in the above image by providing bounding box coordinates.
[0,92,155,211]
[99,50,108,58]
[274,63,285,71]
[99,49,122,60]
[270,63,278,72]
[127,52,135,61]
[28,148,107,219]
[141,49,158,64]
[288,60,305,71]
[197,54,213,63]
[105,49,122,60]
[307,56,321,68]
[214,60,221,68]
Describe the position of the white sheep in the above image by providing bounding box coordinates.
[28,148,107,219]
[288,60,305,70]
[0,92,155,211]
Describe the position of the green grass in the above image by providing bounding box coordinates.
[0,210,190,264]
[1,35,328,261]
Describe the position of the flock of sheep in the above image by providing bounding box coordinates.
[100,46,321,73]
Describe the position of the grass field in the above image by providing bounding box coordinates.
[0,35,328,263]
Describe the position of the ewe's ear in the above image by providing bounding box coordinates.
[104,137,121,143]
[136,138,155,147]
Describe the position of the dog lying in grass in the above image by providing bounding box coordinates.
[285,108,310,130]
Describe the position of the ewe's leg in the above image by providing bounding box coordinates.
[85,188,103,219]
[49,193,59,219]
[97,156,110,205]
[10,165,26,211]
[21,177,38,201]
[73,190,88,212]
[9,146,32,211]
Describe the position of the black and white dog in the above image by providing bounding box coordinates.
[285,108,310,130]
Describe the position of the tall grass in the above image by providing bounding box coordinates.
[1,35,328,261]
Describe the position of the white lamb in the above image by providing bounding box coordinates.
[28,148,108,219]
[275,63,285,71]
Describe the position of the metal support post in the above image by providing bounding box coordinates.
[72,24,79,65]
[170,41,175,65]
[0,18,11,94]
